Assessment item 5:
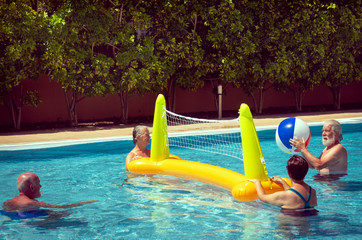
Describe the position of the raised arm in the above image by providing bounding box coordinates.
[290,137,321,169]
[291,137,346,170]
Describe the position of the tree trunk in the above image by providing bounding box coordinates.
[73,94,78,126]
[329,86,341,110]
[7,83,24,130]
[210,79,220,113]
[249,92,257,114]
[290,85,303,112]
[214,87,219,113]
[248,89,265,114]
[336,86,341,110]
[64,90,78,127]
[257,88,264,114]
[164,77,176,112]
[118,91,128,124]
[297,94,302,112]
[296,90,303,112]
[8,94,16,129]
[8,93,21,130]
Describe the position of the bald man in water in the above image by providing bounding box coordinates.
[2,172,97,213]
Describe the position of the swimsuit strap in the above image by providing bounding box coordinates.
[305,187,312,208]
[288,187,312,208]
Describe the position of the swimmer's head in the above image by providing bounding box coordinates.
[17,172,42,199]
[286,155,308,182]
[132,125,150,144]
[324,120,343,142]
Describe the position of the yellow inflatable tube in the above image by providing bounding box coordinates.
[128,94,291,201]
[128,157,290,201]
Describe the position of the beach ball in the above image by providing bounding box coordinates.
[275,117,311,154]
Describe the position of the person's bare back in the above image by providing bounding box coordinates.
[3,195,41,212]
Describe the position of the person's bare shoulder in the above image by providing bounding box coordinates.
[3,196,39,212]
[126,152,136,163]
[338,143,347,154]
[328,143,347,160]
[2,199,13,210]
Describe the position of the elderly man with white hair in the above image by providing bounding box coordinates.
[290,119,347,175]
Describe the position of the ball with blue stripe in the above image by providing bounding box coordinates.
[275,117,311,154]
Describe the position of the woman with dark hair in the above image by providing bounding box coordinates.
[248,155,317,211]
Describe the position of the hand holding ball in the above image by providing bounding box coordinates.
[275,118,311,153]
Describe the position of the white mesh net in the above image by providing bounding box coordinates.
[166,109,243,160]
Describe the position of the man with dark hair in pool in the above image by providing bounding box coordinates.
[125,125,151,171]
[290,119,347,175]
[1,172,97,219]
[248,155,317,214]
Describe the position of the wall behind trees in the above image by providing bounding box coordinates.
[172,81,362,115]
[1,76,361,127]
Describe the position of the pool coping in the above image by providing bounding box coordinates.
[1,111,362,150]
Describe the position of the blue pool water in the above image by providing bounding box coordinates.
[0,120,361,239]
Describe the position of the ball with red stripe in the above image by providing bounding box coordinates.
[275,117,311,154]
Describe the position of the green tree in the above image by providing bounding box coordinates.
[204,0,282,114]
[105,1,165,123]
[0,1,46,130]
[43,2,114,127]
[320,3,361,109]
[149,0,206,112]
[236,0,284,114]
[202,1,248,112]
[273,1,330,111]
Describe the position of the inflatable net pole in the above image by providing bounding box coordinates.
[239,104,269,181]
[150,94,170,161]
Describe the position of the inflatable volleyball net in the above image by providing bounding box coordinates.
[128,94,283,202]
[149,94,243,161]
[165,110,243,160]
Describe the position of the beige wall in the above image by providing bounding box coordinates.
[1,75,361,126]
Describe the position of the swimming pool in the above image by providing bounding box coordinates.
[1,120,361,239]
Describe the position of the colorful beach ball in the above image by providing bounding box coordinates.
[275,117,311,154]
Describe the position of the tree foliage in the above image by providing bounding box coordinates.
[321,4,362,109]
[105,1,165,123]
[148,0,207,111]
[0,0,360,129]
[43,1,114,126]
[0,1,46,130]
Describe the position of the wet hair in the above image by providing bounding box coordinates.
[324,120,343,141]
[286,155,309,181]
[132,125,148,144]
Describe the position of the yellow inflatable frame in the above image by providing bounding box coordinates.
[128,94,291,201]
